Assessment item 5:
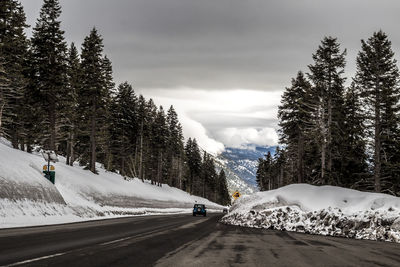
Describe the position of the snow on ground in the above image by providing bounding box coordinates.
[221,184,400,243]
[0,139,223,228]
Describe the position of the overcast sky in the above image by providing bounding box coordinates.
[20,0,400,153]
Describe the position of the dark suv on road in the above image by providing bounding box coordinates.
[193,204,206,216]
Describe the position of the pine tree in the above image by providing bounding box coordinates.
[185,138,202,194]
[278,71,312,184]
[0,0,29,147]
[78,27,108,173]
[166,106,184,188]
[137,95,148,182]
[109,82,138,176]
[342,83,368,188]
[256,151,273,191]
[308,36,346,184]
[200,152,218,200]
[31,0,67,151]
[156,106,169,186]
[217,169,230,206]
[97,55,114,169]
[273,146,287,187]
[62,42,80,165]
[355,30,400,193]
[143,98,158,182]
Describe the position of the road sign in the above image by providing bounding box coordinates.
[232,191,241,199]
[41,150,57,184]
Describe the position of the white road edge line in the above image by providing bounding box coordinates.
[4,252,66,267]
[100,236,133,246]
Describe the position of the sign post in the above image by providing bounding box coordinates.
[41,150,58,184]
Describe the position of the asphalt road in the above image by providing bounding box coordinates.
[0,213,399,267]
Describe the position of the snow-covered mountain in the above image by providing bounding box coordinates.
[218,145,277,188]
[213,157,257,196]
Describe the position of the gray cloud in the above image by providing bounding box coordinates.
[20,0,400,149]
[21,0,400,91]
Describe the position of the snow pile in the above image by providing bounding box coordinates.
[221,184,400,242]
[0,140,222,228]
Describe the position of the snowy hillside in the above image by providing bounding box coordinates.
[222,184,400,243]
[0,139,223,228]
[213,157,256,195]
[198,146,256,195]
[217,145,276,191]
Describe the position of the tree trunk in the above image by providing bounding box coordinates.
[0,101,4,136]
[66,139,70,165]
[178,157,182,189]
[298,132,304,183]
[320,98,326,184]
[327,97,332,182]
[157,151,163,186]
[49,101,56,151]
[70,131,75,166]
[90,102,96,173]
[138,122,144,182]
[374,91,381,192]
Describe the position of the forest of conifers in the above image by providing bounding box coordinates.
[0,0,230,205]
[257,31,400,196]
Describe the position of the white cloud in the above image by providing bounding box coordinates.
[179,114,225,155]
[136,87,281,153]
[215,127,278,148]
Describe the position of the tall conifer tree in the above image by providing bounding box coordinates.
[355,30,400,193]
[308,37,346,184]
[0,0,29,147]
[79,27,107,173]
[31,0,67,151]
[278,71,312,183]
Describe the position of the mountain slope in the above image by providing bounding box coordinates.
[218,145,277,188]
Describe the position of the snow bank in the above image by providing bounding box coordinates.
[221,184,400,242]
[0,140,222,228]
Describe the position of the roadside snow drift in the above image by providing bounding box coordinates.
[221,184,400,243]
[0,139,222,228]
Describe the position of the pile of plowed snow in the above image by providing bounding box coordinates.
[0,139,222,228]
[221,184,400,243]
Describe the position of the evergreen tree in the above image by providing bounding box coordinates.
[200,152,218,200]
[342,83,368,187]
[31,0,67,151]
[153,106,168,186]
[97,55,114,169]
[355,30,400,193]
[273,146,287,187]
[78,27,108,173]
[307,36,346,184]
[65,42,80,165]
[109,82,137,176]
[166,106,184,188]
[256,151,273,191]
[278,71,312,184]
[143,98,157,182]
[0,0,29,147]
[136,94,148,182]
[217,169,231,206]
[185,138,202,194]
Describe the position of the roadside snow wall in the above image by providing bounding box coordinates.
[0,139,223,228]
[221,184,400,243]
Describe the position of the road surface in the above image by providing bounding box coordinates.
[0,213,399,266]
